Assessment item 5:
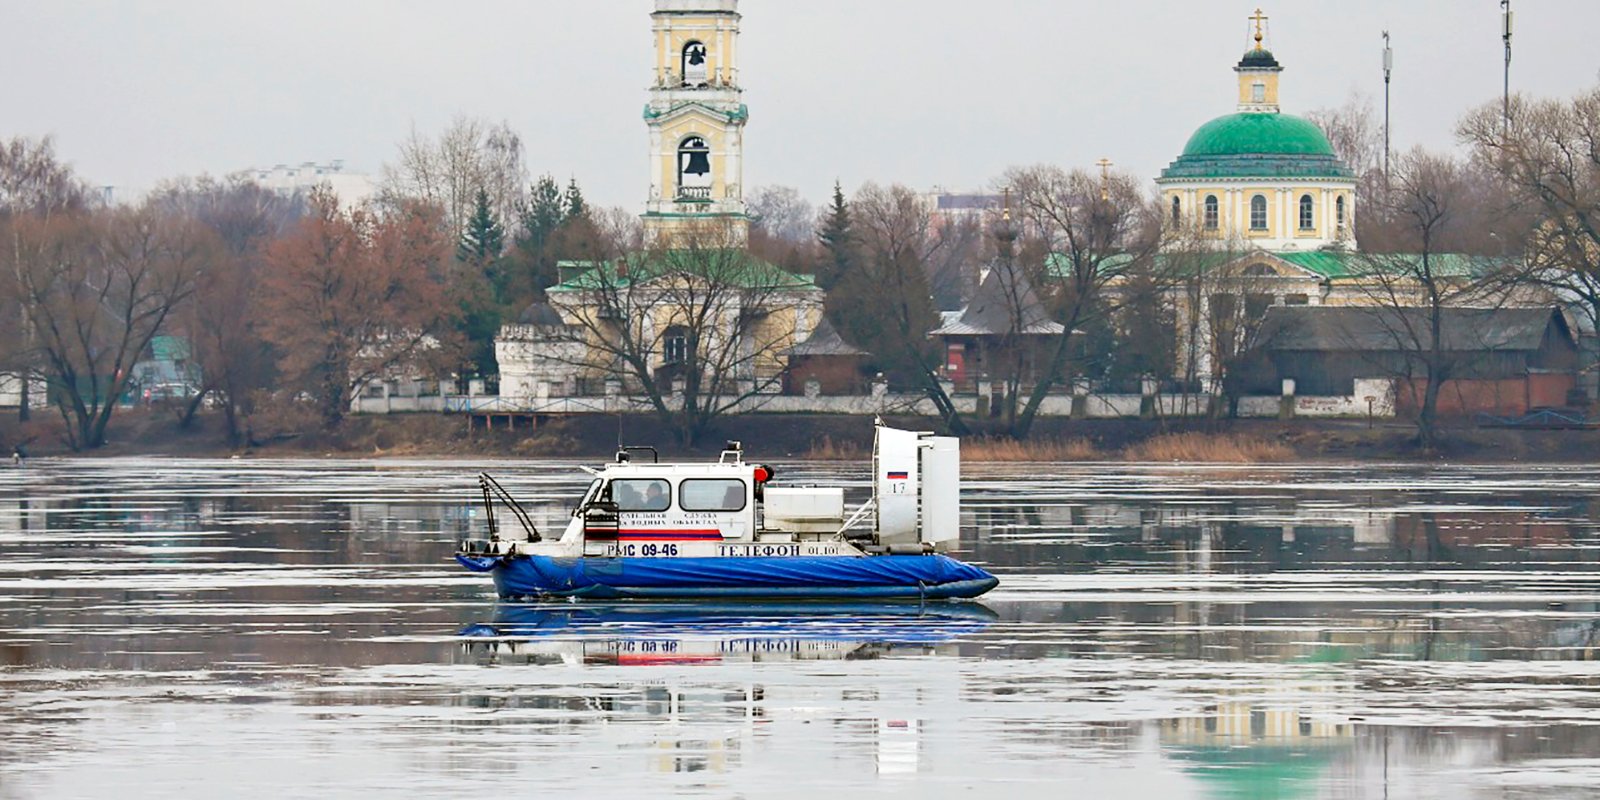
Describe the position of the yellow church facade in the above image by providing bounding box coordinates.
[1156,17,1357,253]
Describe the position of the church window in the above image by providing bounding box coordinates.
[677,136,712,199]
[1252,82,1265,103]
[1203,195,1219,229]
[663,326,689,365]
[1336,196,1347,230]
[1298,194,1314,230]
[682,41,708,86]
[1249,195,1267,231]
[1171,196,1181,226]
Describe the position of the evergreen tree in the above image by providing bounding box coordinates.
[564,177,588,220]
[455,188,507,378]
[816,180,852,290]
[509,175,568,301]
[458,188,505,266]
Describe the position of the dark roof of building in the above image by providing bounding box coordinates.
[1257,306,1572,352]
[930,266,1064,337]
[516,302,568,327]
[1237,48,1282,70]
[783,316,867,357]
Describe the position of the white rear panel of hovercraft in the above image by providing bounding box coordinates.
[874,424,961,548]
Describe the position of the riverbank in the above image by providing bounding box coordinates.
[3,409,1597,463]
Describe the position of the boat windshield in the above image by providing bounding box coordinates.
[577,479,602,510]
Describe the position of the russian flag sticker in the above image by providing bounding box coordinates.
[886,471,908,480]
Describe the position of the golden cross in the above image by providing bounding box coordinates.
[1250,8,1268,49]
[1095,158,1113,200]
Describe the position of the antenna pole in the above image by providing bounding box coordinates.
[1382,31,1392,181]
[1501,0,1513,138]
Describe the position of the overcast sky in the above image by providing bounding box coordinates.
[4,1,1598,209]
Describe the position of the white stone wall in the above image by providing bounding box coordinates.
[495,325,588,403]
[1235,377,1395,418]
[0,374,48,410]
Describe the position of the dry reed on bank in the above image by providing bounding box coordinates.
[1121,432,1292,463]
[961,436,1099,462]
[804,435,867,460]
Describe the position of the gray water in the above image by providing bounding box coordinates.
[3,458,1600,799]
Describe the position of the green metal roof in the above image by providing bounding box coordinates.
[1272,251,1358,278]
[549,249,816,293]
[1274,251,1506,280]
[1160,113,1353,181]
[1042,249,1508,283]
[151,335,190,362]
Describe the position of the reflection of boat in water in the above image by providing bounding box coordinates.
[455,422,997,600]
[457,602,997,665]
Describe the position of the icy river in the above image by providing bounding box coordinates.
[3,458,1600,799]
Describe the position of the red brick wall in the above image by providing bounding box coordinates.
[1397,374,1576,416]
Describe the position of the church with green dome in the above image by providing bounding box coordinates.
[1157,14,1356,252]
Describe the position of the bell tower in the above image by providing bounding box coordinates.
[643,0,749,245]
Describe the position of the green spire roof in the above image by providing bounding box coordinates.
[1160,112,1353,181]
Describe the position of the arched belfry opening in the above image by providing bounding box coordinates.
[682,41,708,86]
[677,136,712,199]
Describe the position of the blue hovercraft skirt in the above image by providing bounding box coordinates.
[456,553,998,600]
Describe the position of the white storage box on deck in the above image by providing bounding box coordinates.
[763,487,845,530]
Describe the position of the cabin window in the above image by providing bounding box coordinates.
[1298,194,1314,230]
[679,478,747,512]
[611,479,671,512]
[1249,194,1268,231]
[682,41,708,86]
[1203,195,1219,229]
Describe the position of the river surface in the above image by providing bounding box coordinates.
[2,457,1600,799]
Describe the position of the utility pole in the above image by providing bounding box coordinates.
[1382,31,1392,181]
[1501,0,1513,137]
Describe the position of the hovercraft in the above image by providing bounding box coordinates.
[455,422,998,601]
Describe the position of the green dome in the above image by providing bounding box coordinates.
[1161,112,1353,181]
[1182,112,1335,157]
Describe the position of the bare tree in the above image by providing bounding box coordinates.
[151,176,302,440]
[1307,92,1384,248]
[378,117,528,241]
[1348,148,1507,450]
[747,185,815,243]
[1462,86,1600,398]
[1307,92,1384,180]
[1006,165,1167,438]
[0,136,91,421]
[547,212,822,446]
[4,204,215,449]
[261,191,455,428]
[829,183,967,434]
